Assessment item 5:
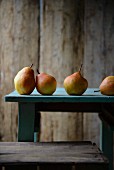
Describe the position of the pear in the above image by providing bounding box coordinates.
[36,70,57,95]
[14,64,35,95]
[63,64,88,95]
[99,76,114,95]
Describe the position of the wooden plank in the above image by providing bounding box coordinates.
[83,0,114,147]
[0,142,108,165]
[39,0,84,141]
[0,0,14,142]
[83,0,104,146]
[0,0,39,142]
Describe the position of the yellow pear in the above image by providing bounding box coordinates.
[36,70,57,95]
[63,64,88,95]
[99,76,114,95]
[14,64,35,95]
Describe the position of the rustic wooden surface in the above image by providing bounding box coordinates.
[0,0,114,153]
[0,142,108,170]
[0,0,39,141]
[40,0,84,142]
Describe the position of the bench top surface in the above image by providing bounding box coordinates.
[0,141,108,165]
[4,88,114,103]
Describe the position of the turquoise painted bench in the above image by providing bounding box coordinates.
[4,88,114,170]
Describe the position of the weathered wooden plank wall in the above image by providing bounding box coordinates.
[40,0,84,141]
[0,0,114,147]
[0,0,39,141]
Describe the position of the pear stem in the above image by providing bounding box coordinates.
[79,63,83,72]
[37,69,40,74]
[30,64,33,68]
[94,90,100,92]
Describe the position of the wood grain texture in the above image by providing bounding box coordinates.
[0,0,114,156]
[0,142,108,167]
[40,0,84,142]
[83,0,114,146]
[0,0,39,141]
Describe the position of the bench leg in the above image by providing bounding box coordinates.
[100,121,113,170]
[17,103,37,170]
[18,103,36,142]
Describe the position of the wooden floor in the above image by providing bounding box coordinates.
[0,141,108,170]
